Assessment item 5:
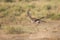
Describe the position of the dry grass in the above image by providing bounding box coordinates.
[0,0,60,40]
[0,0,60,34]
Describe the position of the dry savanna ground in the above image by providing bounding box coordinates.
[0,0,60,40]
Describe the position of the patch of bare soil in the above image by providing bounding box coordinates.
[0,34,30,40]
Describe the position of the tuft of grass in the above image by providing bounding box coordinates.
[46,5,52,10]
[0,24,2,29]
[24,0,37,2]
[3,11,9,16]
[25,0,31,2]
[46,13,55,18]
[2,25,36,34]
[5,0,17,2]
[14,13,21,16]
[3,26,25,34]
[28,4,36,9]
[46,0,52,1]
[47,13,60,20]
[51,14,60,20]
[0,7,7,12]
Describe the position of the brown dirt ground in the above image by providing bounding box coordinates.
[0,20,60,40]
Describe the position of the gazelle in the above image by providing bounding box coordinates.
[27,9,46,23]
